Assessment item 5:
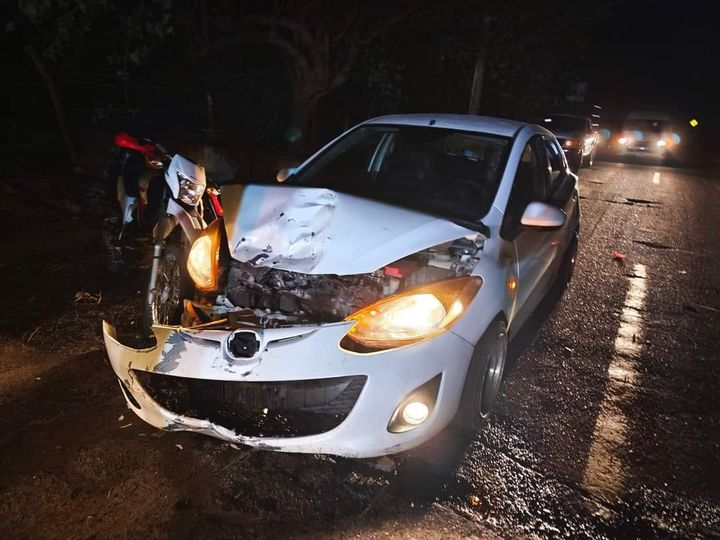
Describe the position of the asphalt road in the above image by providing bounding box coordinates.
[0,161,719,538]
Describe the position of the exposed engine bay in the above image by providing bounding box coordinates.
[186,234,484,328]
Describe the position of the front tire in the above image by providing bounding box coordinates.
[454,318,508,433]
[144,242,193,328]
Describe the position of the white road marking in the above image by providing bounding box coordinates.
[652,172,660,184]
[582,264,647,501]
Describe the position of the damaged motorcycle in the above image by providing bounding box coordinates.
[104,131,223,329]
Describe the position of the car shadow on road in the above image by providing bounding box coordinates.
[388,278,570,506]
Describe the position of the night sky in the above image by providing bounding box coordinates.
[584,0,719,134]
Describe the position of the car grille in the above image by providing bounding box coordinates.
[132,370,366,438]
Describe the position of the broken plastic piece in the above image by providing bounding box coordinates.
[612,251,626,261]
[383,260,419,278]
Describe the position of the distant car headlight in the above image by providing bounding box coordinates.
[618,137,629,145]
[656,139,667,147]
[177,171,206,206]
[564,139,577,148]
[343,276,482,350]
[187,221,221,290]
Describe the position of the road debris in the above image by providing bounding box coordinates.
[683,302,720,314]
[175,444,184,450]
[612,251,626,264]
[373,456,396,473]
[74,290,102,304]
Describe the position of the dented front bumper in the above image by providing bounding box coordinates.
[102,320,474,458]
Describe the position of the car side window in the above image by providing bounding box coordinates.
[544,137,566,185]
[501,137,549,239]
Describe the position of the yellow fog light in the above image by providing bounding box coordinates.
[387,375,441,433]
[402,401,429,425]
[187,220,221,290]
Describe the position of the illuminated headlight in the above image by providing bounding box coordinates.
[343,276,482,350]
[618,137,629,145]
[177,171,206,206]
[656,139,667,147]
[187,221,221,290]
[564,139,577,148]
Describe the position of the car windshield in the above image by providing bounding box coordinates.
[624,119,670,133]
[290,125,510,222]
[540,116,587,131]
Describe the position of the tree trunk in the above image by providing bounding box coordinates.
[289,89,322,155]
[468,12,491,115]
[206,90,216,133]
[24,46,82,171]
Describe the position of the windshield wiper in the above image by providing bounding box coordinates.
[449,217,490,237]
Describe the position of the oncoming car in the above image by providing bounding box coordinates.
[103,114,580,458]
[617,111,678,159]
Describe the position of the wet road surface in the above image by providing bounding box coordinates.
[0,161,719,538]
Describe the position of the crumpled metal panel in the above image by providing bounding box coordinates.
[221,184,474,275]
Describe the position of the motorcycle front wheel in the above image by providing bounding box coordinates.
[144,242,193,328]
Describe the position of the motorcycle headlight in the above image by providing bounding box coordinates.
[343,276,482,351]
[187,221,221,290]
[177,171,206,206]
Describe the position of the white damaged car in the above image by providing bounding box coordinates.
[103,114,579,458]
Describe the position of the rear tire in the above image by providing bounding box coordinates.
[556,230,579,290]
[570,152,583,172]
[585,149,595,168]
[454,318,508,433]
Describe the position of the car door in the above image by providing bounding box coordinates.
[544,136,579,265]
[501,136,564,319]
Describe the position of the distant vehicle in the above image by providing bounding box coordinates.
[103,114,580,458]
[539,114,599,172]
[617,111,677,159]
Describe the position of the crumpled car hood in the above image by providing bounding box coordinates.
[221,184,475,275]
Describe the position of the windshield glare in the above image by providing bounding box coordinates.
[290,125,510,221]
[624,119,671,133]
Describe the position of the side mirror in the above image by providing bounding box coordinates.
[276,167,297,183]
[520,201,566,229]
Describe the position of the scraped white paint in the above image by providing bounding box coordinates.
[582,264,647,501]
[221,184,475,275]
[652,172,660,184]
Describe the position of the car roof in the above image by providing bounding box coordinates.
[363,114,527,138]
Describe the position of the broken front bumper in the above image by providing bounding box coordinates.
[102,320,474,458]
